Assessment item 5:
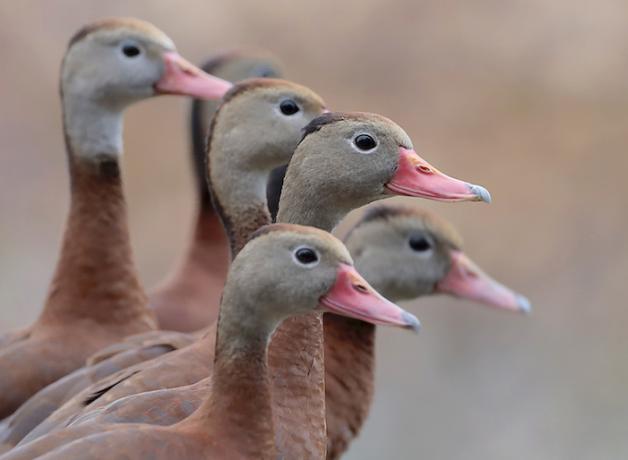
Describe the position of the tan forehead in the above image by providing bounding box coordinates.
[70,17,174,50]
[354,206,463,248]
[258,224,351,261]
[318,112,412,146]
[230,79,325,106]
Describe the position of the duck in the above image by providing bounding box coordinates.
[0,50,286,452]
[324,203,531,458]
[0,17,232,420]
[150,49,284,332]
[0,224,418,460]
[57,203,527,454]
[15,105,491,458]
[16,78,329,448]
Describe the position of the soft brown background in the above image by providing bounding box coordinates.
[1,1,626,458]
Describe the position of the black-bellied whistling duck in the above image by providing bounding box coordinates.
[150,50,284,332]
[17,110,491,458]
[0,224,418,460]
[0,51,285,452]
[58,204,525,432]
[56,204,529,459]
[324,203,531,459]
[0,17,232,420]
[17,78,328,446]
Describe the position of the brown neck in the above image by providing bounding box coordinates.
[179,205,230,277]
[266,204,334,458]
[158,205,229,291]
[148,204,230,329]
[267,313,327,457]
[40,156,151,327]
[323,314,376,459]
[323,260,426,457]
[193,306,277,459]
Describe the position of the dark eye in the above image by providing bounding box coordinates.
[280,99,300,115]
[294,247,319,266]
[122,45,141,58]
[409,236,431,252]
[354,134,377,151]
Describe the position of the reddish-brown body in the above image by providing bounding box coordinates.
[0,159,156,419]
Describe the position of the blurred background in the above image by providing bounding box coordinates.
[0,0,626,458]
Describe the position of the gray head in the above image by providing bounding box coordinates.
[278,112,490,230]
[62,17,231,109]
[219,224,420,339]
[345,205,462,301]
[60,18,232,160]
[210,79,327,169]
[345,204,531,313]
[190,51,284,208]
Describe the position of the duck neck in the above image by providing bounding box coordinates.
[266,202,333,457]
[323,270,418,458]
[323,313,376,459]
[40,94,151,328]
[186,95,229,275]
[147,101,229,329]
[197,294,277,459]
[182,205,229,276]
[208,131,271,257]
[276,173,346,231]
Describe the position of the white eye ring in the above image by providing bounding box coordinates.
[350,133,378,154]
[292,245,320,267]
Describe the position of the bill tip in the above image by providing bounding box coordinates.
[516,294,532,315]
[402,311,421,333]
[468,184,492,204]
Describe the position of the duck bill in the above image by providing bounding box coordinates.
[155,52,233,100]
[319,264,420,331]
[437,250,531,314]
[385,147,491,203]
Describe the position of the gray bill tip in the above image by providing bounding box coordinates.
[468,184,492,204]
[516,294,532,315]
[402,311,421,333]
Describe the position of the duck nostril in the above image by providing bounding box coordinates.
[353,283,369,294]
[416,164,433,174]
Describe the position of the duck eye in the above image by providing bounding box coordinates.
[354,134,377,151]
[122,44,141,58]
[293,247,319,266]
[409,236,431,252]
[279,99,300,115]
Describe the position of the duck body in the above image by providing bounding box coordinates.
[0,17,231,421]
[3,225,415,460]
[15,106,487,457]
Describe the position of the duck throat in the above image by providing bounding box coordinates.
[208,140,272,258]
[196,295,277,459]
[63,94,125,160]
[40,99,151,328]
[266,204,336,457]
[277,173,347,232]
[267,312,326,458]
[323,315,375,459]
